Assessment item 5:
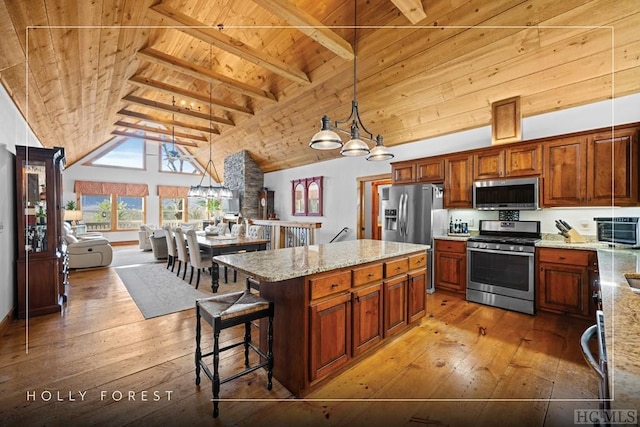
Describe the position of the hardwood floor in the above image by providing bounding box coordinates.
[0,262,599,426]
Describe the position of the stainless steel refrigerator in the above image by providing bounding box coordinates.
[381,183,447,293]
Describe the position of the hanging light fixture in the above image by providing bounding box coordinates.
[187,47,233,199]
[309,0,393,162]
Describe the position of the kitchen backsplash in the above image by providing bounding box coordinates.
[447,206,639,237]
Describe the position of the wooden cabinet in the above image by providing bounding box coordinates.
[383,275,408,337]
[543,124,639,206]
[257,189,275,220]
[15,146,66,318]
[473,144,542,180]
[309,292,351,381]
[434,239,467,293]
[407,270,427,323]
[392,161,416,185]
[536,248,597,319]
[444,154,473,208]
[416,157,445,182]
[352,283,383,357]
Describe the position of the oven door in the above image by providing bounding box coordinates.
[467,247,535,301]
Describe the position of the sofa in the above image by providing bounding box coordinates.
[63,223,113,269]
[138,224,156,251]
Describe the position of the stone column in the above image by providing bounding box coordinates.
[223,150,264,220]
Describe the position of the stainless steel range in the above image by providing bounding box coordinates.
[466,220,541,315]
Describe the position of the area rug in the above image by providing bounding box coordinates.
[115,262,244,319]
[111,247,162,267]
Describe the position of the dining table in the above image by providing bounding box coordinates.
[196,233,270,292]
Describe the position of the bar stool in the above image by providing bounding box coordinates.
[195,278,274,418]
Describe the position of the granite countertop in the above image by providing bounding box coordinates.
[212,239,430,282]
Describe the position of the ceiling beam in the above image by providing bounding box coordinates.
[148,3,311,85]
[111,130,198,147]
[128,75,254,116]
[122,94,235,127]
[116,109,220,135]
[113,120,207,143]
[250,0,354,61]
[390,0,427,24]
[137,48,278,103]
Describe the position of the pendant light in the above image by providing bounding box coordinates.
[309,0,393,162]
[187,46,232,199]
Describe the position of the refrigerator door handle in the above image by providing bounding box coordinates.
[398,193,405,236]
[402,192,409,237]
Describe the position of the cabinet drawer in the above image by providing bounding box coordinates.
[537,248,593,266]
[310,270,352,300]
[408,252,427,271]
[384,258,409,278]
[434,239,466,253]
[353,263,383,286]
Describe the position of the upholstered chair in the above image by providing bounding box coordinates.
[246,225,264,240]
[185,229,212,288]
[230,223,245,238]
[138,224,156,251]
[173,227,190,280]
[164,225,177,271]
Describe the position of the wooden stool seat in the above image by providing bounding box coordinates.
[195,283,274,418]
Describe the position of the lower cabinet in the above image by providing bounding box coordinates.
[309,293,351,382]
[384,275,408,338]
[536,248,597,319]
[352,283,383,357]
[434,239,467,293]
[408,269,427,323]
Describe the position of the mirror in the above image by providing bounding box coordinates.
[291,176,323,216]
[293,180,306,216]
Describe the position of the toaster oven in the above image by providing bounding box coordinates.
[594,217,640,248]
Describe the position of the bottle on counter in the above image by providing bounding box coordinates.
[449,218,454,234]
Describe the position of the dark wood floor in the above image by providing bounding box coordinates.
[0,258,599,426]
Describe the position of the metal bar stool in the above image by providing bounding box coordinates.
[195,278,274,418]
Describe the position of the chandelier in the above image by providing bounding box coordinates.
[309,0,393,162]
[187,47,233,199]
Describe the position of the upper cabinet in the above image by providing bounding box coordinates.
[391,161,416,185]
[444,154,473,208]
[543,125,639,207]
[391,157,445,185]
[473,143,542,180]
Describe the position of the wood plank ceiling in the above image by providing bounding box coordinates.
[0,0,638,175]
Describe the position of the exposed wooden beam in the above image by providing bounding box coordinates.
[122,94,235,127]
[116,109,220,135]
[250,0,354,61]
[390,0,427,24]
[128,75,254,116]
[136,48,278,102]
[113,120,207,143]
[111,130,198,147]
[148,3,311,85]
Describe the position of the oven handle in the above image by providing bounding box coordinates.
[580,324,605,379]
[467,247,534,257]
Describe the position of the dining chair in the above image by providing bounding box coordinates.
[222,224,246,284]
[173,227,190,281]
[164,225,177,271]
[185,229,212,289]
[246,225,264,240]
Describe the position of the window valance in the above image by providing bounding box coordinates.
[157,185,189,198]
[74,180,149,196]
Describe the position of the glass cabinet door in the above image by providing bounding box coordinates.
[22,160,49,254]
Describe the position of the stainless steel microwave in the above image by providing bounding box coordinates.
[473,177,539,210]
[594,217,640,247]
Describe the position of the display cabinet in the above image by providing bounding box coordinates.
[15,145,67,318]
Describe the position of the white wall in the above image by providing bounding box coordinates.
[62,143,215,243]
[0,84,45,322]
[265,93,640,243]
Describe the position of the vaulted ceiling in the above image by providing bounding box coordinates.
[0,0,638,176]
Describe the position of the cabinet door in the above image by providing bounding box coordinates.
[434,250,466,293]
[384,276,408,337]
[392,162,416,185]
[444,154,473,208]
[407,270,426,323]
[543,137,588,206]
[505,144,542,177]
[309,293,351,382]
[538,263,590,319]
[352,283,383,357]
[416,158,445,182]
[587,128,639,205]
[473,149,504,180]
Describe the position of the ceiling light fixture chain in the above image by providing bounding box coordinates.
[309,0,393,161]
[187,45,232,200]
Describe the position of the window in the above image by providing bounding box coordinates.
[159,197,218,229]
[80,194,145,231]
[291,176,323,216]
[85,138,145,169]
[161,197,185,228]
[159,142,201,174]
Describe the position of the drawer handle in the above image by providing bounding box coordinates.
[559,256,566,260]
[367,273,374,277]
[330,283,338,288]
[395,266,402,270]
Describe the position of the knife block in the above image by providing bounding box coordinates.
[564,228,588,243]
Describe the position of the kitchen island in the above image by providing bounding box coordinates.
[212,239,430,396]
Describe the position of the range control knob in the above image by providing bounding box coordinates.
[518,246,525,252]
[509,245,515,251]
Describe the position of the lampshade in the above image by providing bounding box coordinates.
[366,136,394,161]
[64,209,83,222]
[340,123,370,157]
[310,115,342,150]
